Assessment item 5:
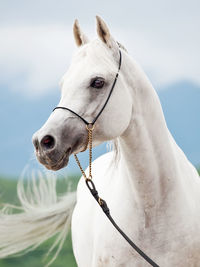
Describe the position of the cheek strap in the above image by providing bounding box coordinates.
[53,50,122,126]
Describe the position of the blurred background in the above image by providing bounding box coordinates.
[0,0,199,266]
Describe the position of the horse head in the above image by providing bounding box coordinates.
[32,16,132,171]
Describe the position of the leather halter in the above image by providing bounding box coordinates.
[53,50,122,126]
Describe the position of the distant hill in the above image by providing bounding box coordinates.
[0,80,199,177]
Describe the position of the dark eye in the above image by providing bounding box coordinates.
[90,78,105,89]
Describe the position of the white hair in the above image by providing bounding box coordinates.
[0,171,76,266]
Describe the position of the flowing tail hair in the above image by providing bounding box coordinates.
[0,171,77,266]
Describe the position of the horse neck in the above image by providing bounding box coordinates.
[116,54,183,212]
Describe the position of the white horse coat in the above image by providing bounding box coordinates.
[0,16,199,267]
[71,18,200,267]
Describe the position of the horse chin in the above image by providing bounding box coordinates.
[36,148,71,171]
[44,154,70,171]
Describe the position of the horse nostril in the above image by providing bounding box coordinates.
[33,137,39,151]
[41,135,55,150]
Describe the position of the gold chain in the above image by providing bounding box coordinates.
[74,124,94,180]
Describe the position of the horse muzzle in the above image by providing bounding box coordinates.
[32,125,87,171]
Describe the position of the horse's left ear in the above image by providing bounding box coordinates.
[73,19,89,47]
[96,16,118,50]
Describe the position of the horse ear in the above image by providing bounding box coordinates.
[73,19,89,47]
[96,16,116,49]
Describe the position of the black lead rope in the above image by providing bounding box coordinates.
[53,49,160,267]
[85,179,160,267]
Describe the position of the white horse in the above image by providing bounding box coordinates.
[1,16,200,267]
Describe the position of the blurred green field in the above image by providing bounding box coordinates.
[0,169,199,267]
[0,175,79,267]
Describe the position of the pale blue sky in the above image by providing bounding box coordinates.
[0,0,200,97]
[0,1,199,176]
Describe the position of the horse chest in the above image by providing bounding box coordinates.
[72,201,140,267]
[71,153,200,267]
[71,176,146,266]
[72,176,200,267]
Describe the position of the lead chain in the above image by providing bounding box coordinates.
[74,124,94,180]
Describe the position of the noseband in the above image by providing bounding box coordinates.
[52,49,159,267]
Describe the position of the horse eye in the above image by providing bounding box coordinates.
[90,78,105,89]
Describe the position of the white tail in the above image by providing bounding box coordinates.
[0,171,77,266]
